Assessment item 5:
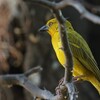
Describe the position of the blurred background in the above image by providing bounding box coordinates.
[0,0,100,100]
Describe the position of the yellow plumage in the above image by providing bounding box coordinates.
[40,18,100,94]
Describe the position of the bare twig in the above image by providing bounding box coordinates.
[52,10,76,100]
[24,66,42,77]
[83,1,100,13]
[53,10,73,83]
[0,66,55,99]
[29,0,100,24]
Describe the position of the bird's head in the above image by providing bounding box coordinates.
[39,18,59,37]
[39,18,74,37]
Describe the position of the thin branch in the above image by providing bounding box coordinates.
[24,66,43,77]
[52,9,76,100]
[0,66,55,99]
[52,10,73,82]
[83,1,100,13]
[64,0,100,24]
[28,0,100,24]
[55,0,100,24]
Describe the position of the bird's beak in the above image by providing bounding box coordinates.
[39,25,48,32]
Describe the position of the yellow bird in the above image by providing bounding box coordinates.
[39,18,100,94]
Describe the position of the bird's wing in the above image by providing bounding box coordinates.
[68,31,100,81]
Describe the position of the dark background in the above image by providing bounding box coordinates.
[0,0,100,100]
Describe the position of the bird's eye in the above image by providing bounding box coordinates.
[48,22,53,27]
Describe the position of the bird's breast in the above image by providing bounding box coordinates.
[52,36,66,67]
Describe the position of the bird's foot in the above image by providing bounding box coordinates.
[55,83,67,99]
[55,77,66,95]
[55,75,84,95]
[55,77,80,99]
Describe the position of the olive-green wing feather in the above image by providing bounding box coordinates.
[68,31,100,82]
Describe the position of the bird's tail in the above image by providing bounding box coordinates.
[89,75,100,94]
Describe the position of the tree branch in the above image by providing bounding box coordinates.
[24,66,42,77]
[52,10,76,100]
[0,66,56,99]
[28,0,100,24]
[83,1,100,13]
